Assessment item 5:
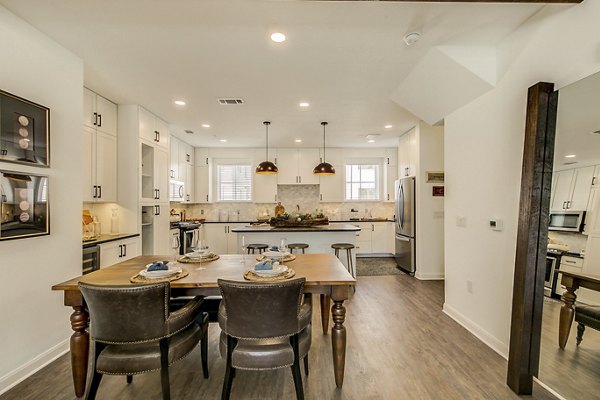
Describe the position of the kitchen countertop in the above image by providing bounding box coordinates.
[82,233,140,248]
[193,219,394,224]
[231,223,361,233]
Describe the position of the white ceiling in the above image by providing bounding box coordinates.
[0,0,559,148]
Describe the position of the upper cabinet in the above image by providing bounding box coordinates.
[384,149,398,203]
[83,88,117,136]
[276,148,320,185]
[139,107,169,150]
[398,128,416,178]
[550,166,595,212]
[252,149,278,203]
[318,148,344,203]
[169,137,195,203]
[194,147,212,204]
[82,88,117,203]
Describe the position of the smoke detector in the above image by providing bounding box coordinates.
[184,129,194,134]
[403,32,421,46]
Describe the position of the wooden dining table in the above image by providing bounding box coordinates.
[558,270,600,349]
[52,253,356,397]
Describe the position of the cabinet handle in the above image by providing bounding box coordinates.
[206,157,208,165]
[119,244,123,257]
[564,259,576,264]
[98,185,102,199]
[320,194,323,201]
[593,177,597,186]
[93,185,98,198]
[98,114,102,127]
[299,176,301,183]
[372,224,374,232]
[566,200,571,209]
[93,112,98,126]
[387,157,390,165]
[186,194,190,202]
[387,193,390,201]
[123,244,127,257]
[563,201,567,209]
[186,154,190,162]
[157,189,160,200]
[170,170,174,178]
[154,131,159,142]
[206,194,209,202]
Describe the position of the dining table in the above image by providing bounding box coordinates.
[558,270,600,349]
[52,253,356,397]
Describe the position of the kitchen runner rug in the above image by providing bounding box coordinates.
[356,257,405,276]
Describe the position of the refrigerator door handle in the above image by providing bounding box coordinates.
[399,183,405,230]
[395,234,410,241]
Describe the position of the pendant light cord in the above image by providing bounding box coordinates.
[322,121,328,162]
[264,121,270,161]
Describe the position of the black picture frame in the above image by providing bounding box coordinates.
[0,170,49,241]
[0,89,50,167]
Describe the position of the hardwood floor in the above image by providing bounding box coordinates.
[538,297,600,399]
[1,275,557,399]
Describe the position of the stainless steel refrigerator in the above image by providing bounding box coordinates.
[394,177,415,274]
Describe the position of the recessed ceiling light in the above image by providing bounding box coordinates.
[270,32,286,43]
[174,100,186,106]
[368,139,375,143]
[201,124,211,128]
[295,139,302,143]
[384,125,393,129]
[403,32,421,46]
[565,154,576,158]
[220,139,227,143]
[299,102,310,107]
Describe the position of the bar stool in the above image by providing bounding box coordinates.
[288,243,309,254]
[246,244,268,254]
[331,243,355,279]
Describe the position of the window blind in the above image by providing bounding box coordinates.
[217,164,252,201]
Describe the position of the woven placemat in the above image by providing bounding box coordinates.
[243,268,296,282]
[130,269,189,284]
[177,254,220,263]
[256,254,296,262]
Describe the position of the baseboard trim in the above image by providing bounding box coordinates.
[0,338,69,396]
[415,271,445,280]
[533,377,567,400]
[443,303,509,359]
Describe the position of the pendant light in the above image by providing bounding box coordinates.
[313,121,335,175]
[256,121,278,174]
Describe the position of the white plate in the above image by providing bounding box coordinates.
[140,264,182,278]
[262,251,291,258]
[253,265,289,277]
[186,249,210,258]
[184,252,215,260]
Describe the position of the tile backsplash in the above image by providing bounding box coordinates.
[174,184,394,222]
[548,231,588,254]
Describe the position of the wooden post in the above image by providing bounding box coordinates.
[507,82,558,394]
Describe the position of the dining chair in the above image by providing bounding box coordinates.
[79,282,209,400]
[217,278,312,400]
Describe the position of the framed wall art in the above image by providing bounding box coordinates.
[0,89,50,167]
[0,170,49,241]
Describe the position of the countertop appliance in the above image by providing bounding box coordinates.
[169,180,185,202]
[548,211,586,232]
[394,177,416,274]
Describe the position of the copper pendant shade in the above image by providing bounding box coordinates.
[256,121,278,174]
[313,121,335,175]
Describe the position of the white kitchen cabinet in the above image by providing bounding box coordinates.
[139,107,169,150]
[202,223,245,254]
[384,163,398,203]
[195,148,210,167]
[82,126,117,203]
[353,222,372,254]
[195,165,212,203]
[371,222,391,253]
[252,149,278,203]
[592,165,600,187]
[83,88,117,136]
[550,166,595,211]
[179,140,194,167]
[99,236,140,268]
[352,221,394,254]
[319,168,344,202]
[140,142,169,204]
[276,148,320,185]
[398,128,416,178]
[170,136,180,180]
[140,204,170,255]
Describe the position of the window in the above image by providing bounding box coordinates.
[345,164,379,201]
[217,164,252,201]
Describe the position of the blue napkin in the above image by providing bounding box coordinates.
[147,261,169,271]
[270,246,279,251]
[254,259,273,271]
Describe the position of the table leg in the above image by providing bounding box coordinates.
[320,294,331,334]
[70,306,89,397]
[331,299,346,388]
[558,286,577,349]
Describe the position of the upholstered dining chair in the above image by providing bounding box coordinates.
[217,278,312,400]
[79,282,209,400]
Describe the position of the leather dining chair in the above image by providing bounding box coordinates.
[217,278,312,400]
[79,282,209,400]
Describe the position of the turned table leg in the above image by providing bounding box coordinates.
[558,285,577,350]
[331,299,347,388]
[320,294,331,334]
[70,306,89,397]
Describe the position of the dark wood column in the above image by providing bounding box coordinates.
[507,82,558,395]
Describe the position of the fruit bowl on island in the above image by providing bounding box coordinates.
[269,212,329,227]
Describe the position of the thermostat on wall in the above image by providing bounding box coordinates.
[489,219,503,231]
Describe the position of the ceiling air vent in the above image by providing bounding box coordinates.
[185,130,194,134]
[218,98,244,105]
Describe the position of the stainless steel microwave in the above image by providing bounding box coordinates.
[548,211,586,232]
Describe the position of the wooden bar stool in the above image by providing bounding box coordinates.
[288,243,309,254]
[331,243,355,279]
[246,244,268,254]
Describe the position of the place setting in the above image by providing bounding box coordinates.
[245,238,296,281]
[130,260,188,283]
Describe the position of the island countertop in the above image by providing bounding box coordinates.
[231,223,361,233]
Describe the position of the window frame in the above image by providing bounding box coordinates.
[344,161,381,202]
[214,159,253,202]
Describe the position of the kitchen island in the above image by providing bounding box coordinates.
[232,223,360,274]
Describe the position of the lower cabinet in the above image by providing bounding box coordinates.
[353,222,394,255]
[202,223,245,254]
[99,237,140,268]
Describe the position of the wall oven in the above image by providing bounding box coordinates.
[548,211,585,232]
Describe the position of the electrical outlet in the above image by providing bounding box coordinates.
[467,280,473,294]
[200,209,204,215]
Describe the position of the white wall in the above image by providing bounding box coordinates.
[443,1,600,357]
[0,6,83,394]
[415,122,445,280]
